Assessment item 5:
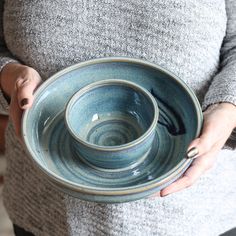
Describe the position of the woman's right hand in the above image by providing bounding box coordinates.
[0,63,42,138]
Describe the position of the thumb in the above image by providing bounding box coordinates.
[16,76,42,109]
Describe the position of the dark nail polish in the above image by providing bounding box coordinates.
[20,98,29,107]
[160,192,169,197]
[186,147,199,159]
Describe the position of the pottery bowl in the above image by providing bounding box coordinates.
[65,79,159,169]
[22,57,203,203]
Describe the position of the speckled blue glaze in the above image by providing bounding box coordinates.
[22,57,203,203]
[65,80,159,169]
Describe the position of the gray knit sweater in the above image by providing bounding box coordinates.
[1,0,236,235]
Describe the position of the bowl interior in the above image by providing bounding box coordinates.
[23,58,202,192]
[66,80,156,147]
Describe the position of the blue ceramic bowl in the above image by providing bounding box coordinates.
[65,79,159,170]
[22,57,203,203]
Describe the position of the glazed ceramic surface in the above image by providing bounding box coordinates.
[22,57,203,203]
[65,79,159,169]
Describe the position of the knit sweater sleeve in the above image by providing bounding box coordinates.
[202,0,236,149]
[0,0,19,114]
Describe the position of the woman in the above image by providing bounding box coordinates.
[0,0,236,235]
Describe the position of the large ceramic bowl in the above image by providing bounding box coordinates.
[22,57,203,203]
[65,79,159,170]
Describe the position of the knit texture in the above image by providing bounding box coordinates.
[1,0,236,235]
[0,1,17,114]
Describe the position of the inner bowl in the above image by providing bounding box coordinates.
[65,79,159,169]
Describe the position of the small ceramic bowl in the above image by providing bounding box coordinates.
[65,79,159,169]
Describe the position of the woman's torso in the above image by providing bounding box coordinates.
[4,1,236,236]
[3,0,226,103]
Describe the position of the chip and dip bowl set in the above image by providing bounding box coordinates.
[22,57,203,203]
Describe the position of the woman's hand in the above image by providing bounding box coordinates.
[0,63,42,138]
[159,103,236,197]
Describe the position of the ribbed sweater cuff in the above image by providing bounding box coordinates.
[202,94,236,111]
[0,56,18,71]
[0,89,9,115]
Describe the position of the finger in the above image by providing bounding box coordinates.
[16,76,41,109]
[186,133,214,159]
[160,162,205,197]
[9,87,23,138]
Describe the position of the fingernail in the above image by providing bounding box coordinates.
[186,147,199,159]
[160,192,169,197]
[20,98,29,107]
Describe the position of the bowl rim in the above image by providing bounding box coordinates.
[65,79,159,151]
[22,56,203,196]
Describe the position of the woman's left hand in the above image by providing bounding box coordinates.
[159,102,236,197]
